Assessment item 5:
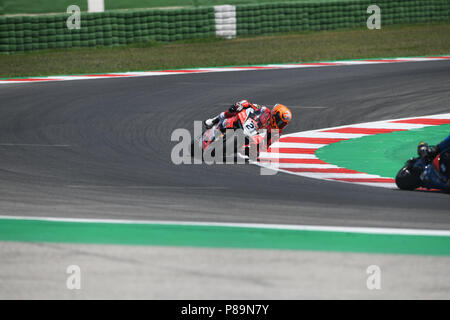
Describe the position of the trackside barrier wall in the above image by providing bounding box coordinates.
[0,0,449,54]
[0,8,216,54]
[236,0,450,35]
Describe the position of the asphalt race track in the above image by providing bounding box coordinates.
[1,60,450,299]
[1,60,449,229]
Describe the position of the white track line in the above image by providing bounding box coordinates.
[275,172,381,179]
[271,163,338,169]
[258,152,317,159]
[349,123,429,130]
[286,132,367,139]
[1,215,449,236]
[352,182,399,188]
[270,142,325,149]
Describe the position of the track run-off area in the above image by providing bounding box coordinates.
[0,56,449,298]
[259,113,450,189]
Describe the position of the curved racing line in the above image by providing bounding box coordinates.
[0,55,449,84]
[256,113,450,189]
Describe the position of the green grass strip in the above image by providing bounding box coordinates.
[1,22,449,78]
[1,218,450,255]
[316,124,450,178]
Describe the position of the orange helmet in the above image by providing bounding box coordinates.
[271,104,292,130]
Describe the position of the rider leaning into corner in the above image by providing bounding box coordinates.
[204,100,293,146]
[420,134,450,162]
[396,134,450,193]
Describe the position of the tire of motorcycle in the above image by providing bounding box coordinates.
[395,166,422,190]
[190,138,203,160]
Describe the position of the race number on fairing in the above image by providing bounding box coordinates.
[243,119,258,136]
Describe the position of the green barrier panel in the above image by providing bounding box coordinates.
[1,1,449,54]
[236,0,450,36]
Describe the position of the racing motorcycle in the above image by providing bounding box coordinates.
[395,143,450,193]
[191,108,270,162]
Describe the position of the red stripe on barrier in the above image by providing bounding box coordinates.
[269,148,317,154]
[2,78,61,82]
[322,127,406,134]
[81,74,133,77]
[363,59,409,62]
[233,66,276,69]
[278,137,348,144]
[391,118,450,125]
[331,178,395,183]
[160,69,208,73]
[426,56,450,59]
[295,62,341,66]
[284,168,360,173]
[258,158,328,164]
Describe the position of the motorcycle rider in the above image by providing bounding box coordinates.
[204,100,292,146]
[396,134,450,192]
[418,134,450,166]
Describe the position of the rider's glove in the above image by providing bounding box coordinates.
[228,100,249,113]
[228,104,238,113]
[418,142,439,164]
[228,103,243,113]
[427,145,439,160]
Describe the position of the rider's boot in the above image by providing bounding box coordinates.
[204,116,220,128]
